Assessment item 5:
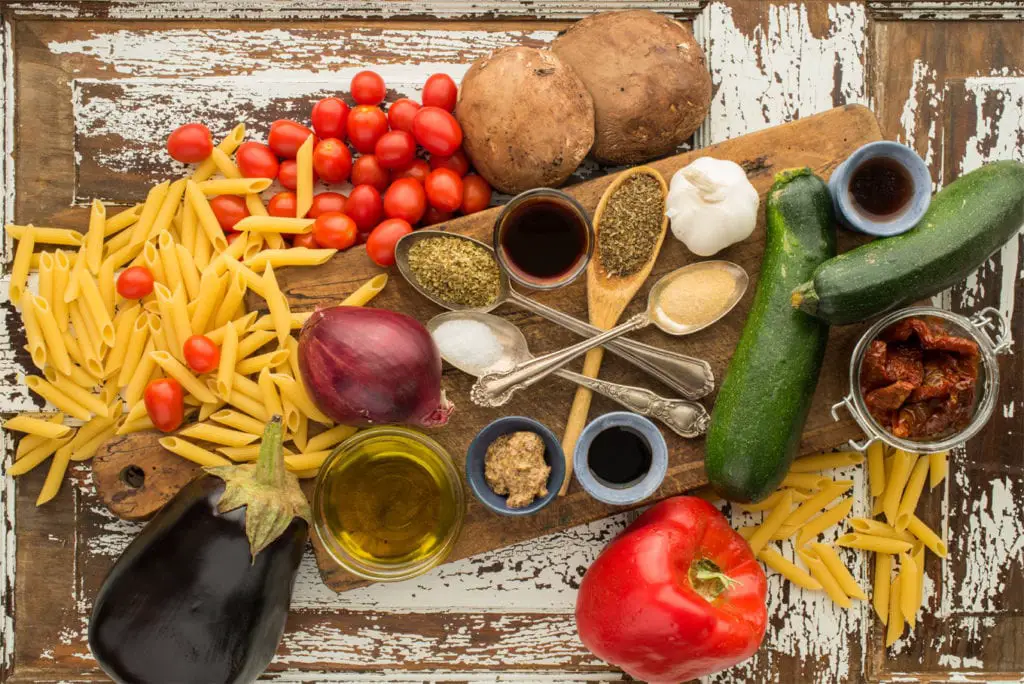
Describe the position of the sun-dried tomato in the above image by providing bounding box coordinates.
[861,340,889,391]
[885,344,923,385]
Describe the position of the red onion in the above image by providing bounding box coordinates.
[298,307,453,427]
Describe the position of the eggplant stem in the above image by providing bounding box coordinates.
[256,415,285,488]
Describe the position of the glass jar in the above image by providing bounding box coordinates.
[313,426,465,582]
[833,305,1011,453]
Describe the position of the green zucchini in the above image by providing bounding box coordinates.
[792,160,1024,325]
[705,169,836,503]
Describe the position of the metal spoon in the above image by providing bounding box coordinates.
[471,261,749,408]
[427,312,709,439]
[395,230,714,400]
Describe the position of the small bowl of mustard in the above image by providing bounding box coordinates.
[466,416,566,516]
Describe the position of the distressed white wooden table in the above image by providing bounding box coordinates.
[1,1,1022,682]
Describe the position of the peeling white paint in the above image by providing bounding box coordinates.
[867,1,1024,21]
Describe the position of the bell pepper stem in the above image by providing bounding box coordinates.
[256,415,285,488]
[690,558,741,602]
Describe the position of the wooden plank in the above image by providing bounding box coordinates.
[868,1,1024,21]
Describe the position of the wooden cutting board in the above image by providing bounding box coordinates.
[93,104,881,592]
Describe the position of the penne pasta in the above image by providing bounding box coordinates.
[20,292,48,370]
[116,312,152,387]
[158,436,231,468]
[3,414,71,439]
[290,414,309,452]
[900,552,919,629]
[258,367,284,419]
[197,178,273,195]
[867,440,886,498]
[795,497,854,547]
[848,518,915,543]
[906,515,948,557]
[75,268,116,346]
[912,543,926,613]
[198,399,226,422]
[285,449,330,472]
[216,322,239,401]
[251,311,310,333]
[149,351,218,403]
[341,273,388,307]
[789,451,863,473]
[86,199,106,273]
[185,180,230,252]
[38,252,55,310]
[142,240,168,285]
[15,413,64,459]
[153,283,182,361]
[735,488,809,512]
[882,450,916,525]
[236,349,290,376]
[128,181,171,247]
[873,552,892,625]
[52,250,72,332]
[306,424,357,453]
[235,329,276,361]
[158,230,184,292]
[125,341,158,406]
[929,451,948,489]
[295,134,314,218]
[149,179,188,244]
[192,123,245,181]
[7,434,73,477]
[245,192,268,217]
[747,489,794,555]
[104,304,142,379]
[809,543,866,600]
[24,375,92,421]
[43,368,110,417]
[31,295,72,375]
[886,574,904,646]
[780,472,831,490]
[262,264,292,345]
[210,409,265,435]
[9,225,36,305]
[894,456,931,531]
[178,423,259,447]
[757,547,822,591]
[169,285,193,361]
[244,247,336,271]
[194,223,212,270]
[67,419,121,463]
[209,147,242,179]
[190,270,229,336]
[174,243,202,301]
[211,271,248,331]
[218,443,296,462]
[7,224,83,246]
[223,389,270,422]
[798,548,851,608]
[223,256,267,298]
[245,232,265,261]
[104,204,143,236]
[232,216,314,234]
[835,533,912,555]
[270,373,332,425]
[780,481,853,530]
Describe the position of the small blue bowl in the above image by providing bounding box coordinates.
[573,412,668,506]
[466,416,566,516]
[829,141,932,237]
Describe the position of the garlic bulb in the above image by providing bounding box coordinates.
[665,157,759,256]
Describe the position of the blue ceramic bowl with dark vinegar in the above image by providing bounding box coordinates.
[466,416,566,516]
[573,412,668,506]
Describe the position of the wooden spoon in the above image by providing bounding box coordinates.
[560,166,670,495]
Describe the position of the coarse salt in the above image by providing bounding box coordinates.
[432,319,504,374]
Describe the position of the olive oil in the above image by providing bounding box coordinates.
[318,433,461,566]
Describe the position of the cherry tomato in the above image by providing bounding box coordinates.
[351,70,386,106]
[209,195,249,230]
[311,97,350,140]
[422,206,453,226]
[182,335,221,374]
[292,232,320,249]
[366,218,413,267]
[308,192,348,218]
[383,177,427,225]
[278,159,299,190]
[166,123,213,163]
[374,130,417,169]
[461,174,492,215]
[422,74,458,112]
[347,106,389,154]
[144,378,184,433]
[312,138,353,183]
[356,231,372,245]
[268,120,314,159]
[345,184,384,232]
[116,265,155,299]
[235,141,279,179]
[387,98,421,133]
[424,168,464,213]
[312,212,358,250]
[394,159,431,184]
[351,155,391,191]
[429,149,470,176]
[268,191,298,217]
[412,107,463,156]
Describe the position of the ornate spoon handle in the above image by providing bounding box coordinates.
[557,369,709,438]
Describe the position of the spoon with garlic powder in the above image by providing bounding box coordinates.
[428,312,708,439]
[471,261,748,409]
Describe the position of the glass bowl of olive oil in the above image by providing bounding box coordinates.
[313,426,465,581]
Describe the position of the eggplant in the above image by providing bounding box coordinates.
[89,416,310,684]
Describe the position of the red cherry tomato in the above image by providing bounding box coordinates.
[412,107,463,156]
[116,265,155,299]
[308,192,348,218]
[383,177,427,225]
[268,191,298,218]
[278,159,298,190]
[424,168,464,213]
[461,174,492,215]
[429,149,470,176]
[387,98,421,133]
[374,130,417,169]
[312,138,353,183]
[292,232,320,249]
[351,70,386,106]
[356,231,372,245]
[311,97,350,140]
[312,212,359,250]
[347,106,389,154]
[143,378,184,433]
[268,120,314,159]
[350,155,391,192]
[422,206,453,226]
[182,335,221,374]
[394,159,431,184]
[366,219,413,267]
[166,123,213,163]
[235,141,279,179]
[345,184,384,232]
[209,195,249,230]
[422,74,458,112]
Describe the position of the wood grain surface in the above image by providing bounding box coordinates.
[1,3,1022,683]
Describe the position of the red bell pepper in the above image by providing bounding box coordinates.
[575,496,767,683]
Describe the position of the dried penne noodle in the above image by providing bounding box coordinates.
[780,481,853,530]
[232,216,314,234]
[9,226,36,305]
[216,322,239,400]
[158,230,184,291]
[747,490,794,556]
[128,181,171,247]
[75,269,116,347]
[836,533,912,555]
[224,390,270,422]
[209,147,242,179]
[3,414,72,439]
[235,330,276,360]
[178,423,259,447]
[271,373,332,424]
[86,199,106,273]
[169,285,193,359]
[98,254,118,316]
[142,240,168,285]
[230,372,263,402]
[306,424,357,453]
[210,409,265,435]
[63,246,88,304]
[757,547,822,591]
[38,252,55,310]
[899,552,919,629]
[285,449,330,472]
[873,551,892,625]
[67,419,121,463]
[197,178,273,195]
[292,468,321,479]
[218,443,296,462]
[244,247,336,271]
[780,473,831,490]
[258,367,284,418]
[290,414,309,452]
[223,257,267,298]
[867,440,886,497]
[295,134,314,218]
[146,179,187,243]
[117,416,157,435]
[341,273,388,307]
[848,518,915,543]
[211,271,247,330]
[245,193,268,217]
[149,351,218,403]
[883,450,917,525]
[198,399,226,422]
[236,349,290,376]
[795,497,854,547]
[798,548,851,608]
[809,543,867,600]
[174,243,202,301]
[104,204,143,236]
[895,456,930,531]
[928,451,948,489]
[24,375,92,421]
[190,270,229,335]
[124,341,158,406]
[7,224,83,246]
[20,292,48,370]
[43,368,110,417]
[204,312,258,345]
[262,264,292,345]
[152,283,182,361]
[192,124,245,182]
[104,304,142,378]
[7,434,73,477]
[185,180,230,252]
[885,574,904,647]
[32,295,72,375]
[735,488,808,512]
[912,543,926,612]
[789,451,863,473]
[906,515,948,557]
[52,250,71,332]
[158,436,231,468]
[284,337,302,381]
[251,312,310,332]
[14,413,64,459]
